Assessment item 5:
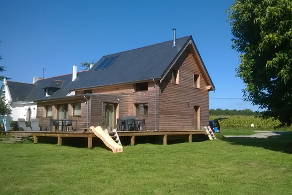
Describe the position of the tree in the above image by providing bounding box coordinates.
[229,0,292,125]
[0,55,10,115]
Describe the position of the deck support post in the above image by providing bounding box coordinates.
[130,136,135,146]
[88,136,93,149]
[57,136,62,146]
[33,135,38,144]
[163,134,167,145]
[188,134,192,143]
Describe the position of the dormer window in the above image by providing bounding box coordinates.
[135,82,148,91]
[193,74,200,88]
[172,70,179,84]
[45,87,58,97]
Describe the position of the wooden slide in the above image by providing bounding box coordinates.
[90,126,123,153]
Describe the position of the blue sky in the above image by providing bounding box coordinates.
[0,0,260,111]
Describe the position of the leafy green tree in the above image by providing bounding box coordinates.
[229,0,292,125]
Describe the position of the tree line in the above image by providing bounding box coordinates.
[210,109,260,116]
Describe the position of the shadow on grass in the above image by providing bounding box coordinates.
[223,132,292,154]
[120,134,209,146]
[35,134,210,150]
[37,136,108,150]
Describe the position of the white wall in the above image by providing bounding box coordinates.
[2,79,37,122]
[10,103,37,121]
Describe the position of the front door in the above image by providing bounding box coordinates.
[194,106,200,130]
[105,103,116,130]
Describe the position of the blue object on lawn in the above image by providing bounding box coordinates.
[213,127,219,133]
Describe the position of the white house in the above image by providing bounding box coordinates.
[1,78,38,130]
[1,73,73,131]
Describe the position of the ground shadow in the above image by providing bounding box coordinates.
[120,134,208,146]
[223,132,292,154]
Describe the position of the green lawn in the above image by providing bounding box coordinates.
[0,134,292,194]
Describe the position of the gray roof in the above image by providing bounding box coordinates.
[27,74,73,101]
[7,35,212,102]
[6,74,73,102]
[6,81,35,102]
[69,36,191,90]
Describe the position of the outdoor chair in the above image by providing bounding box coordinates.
[65,120,73,131]
[30,119,40,131]
[17,119,32,131]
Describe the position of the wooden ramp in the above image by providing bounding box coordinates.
[90,126,123,153]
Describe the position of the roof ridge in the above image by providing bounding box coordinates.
[7,80,34,85]
[102,35,192,58]
[36,70,88,81]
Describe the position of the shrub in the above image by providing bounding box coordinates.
[10,121,19,131]
[210,115,282,129]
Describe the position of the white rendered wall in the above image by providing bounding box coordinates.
[25,104,37,119]
[10,103,37,121]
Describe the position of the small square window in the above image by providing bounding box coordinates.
[135,103,148,117]
[193,74,200,88]
[135,82,148,91]
[73,103,81,116]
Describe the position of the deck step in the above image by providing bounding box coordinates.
[203,126,216,140]
[0,137,25,143]
[110,129,122,145]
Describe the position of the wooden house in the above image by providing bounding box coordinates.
[5,36,215,132]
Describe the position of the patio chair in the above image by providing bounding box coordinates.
[65,120,73,131]
[30,119,40,131]
[17,119,31,131]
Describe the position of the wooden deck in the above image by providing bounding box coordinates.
[6,130,207,149]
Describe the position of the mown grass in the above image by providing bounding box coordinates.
[1,134,292,195]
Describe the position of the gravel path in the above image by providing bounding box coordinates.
[224,131,292,138]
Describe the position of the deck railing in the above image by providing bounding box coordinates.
[49,119,78,132]
[117,118,145,131]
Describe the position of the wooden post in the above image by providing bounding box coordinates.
[33,135,38,144]
[57,136,62,146]
[163,134,167,145]
[130,136,135,146]
[188,134,192,143]
[88,136,93,149]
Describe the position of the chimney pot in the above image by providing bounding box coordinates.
[33,77,43,84]
[172,28,176,47]
[72,65,77,81]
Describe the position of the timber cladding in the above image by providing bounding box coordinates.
[87,82,159,130]
[158,50,210,130]
[37,98,88,130]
